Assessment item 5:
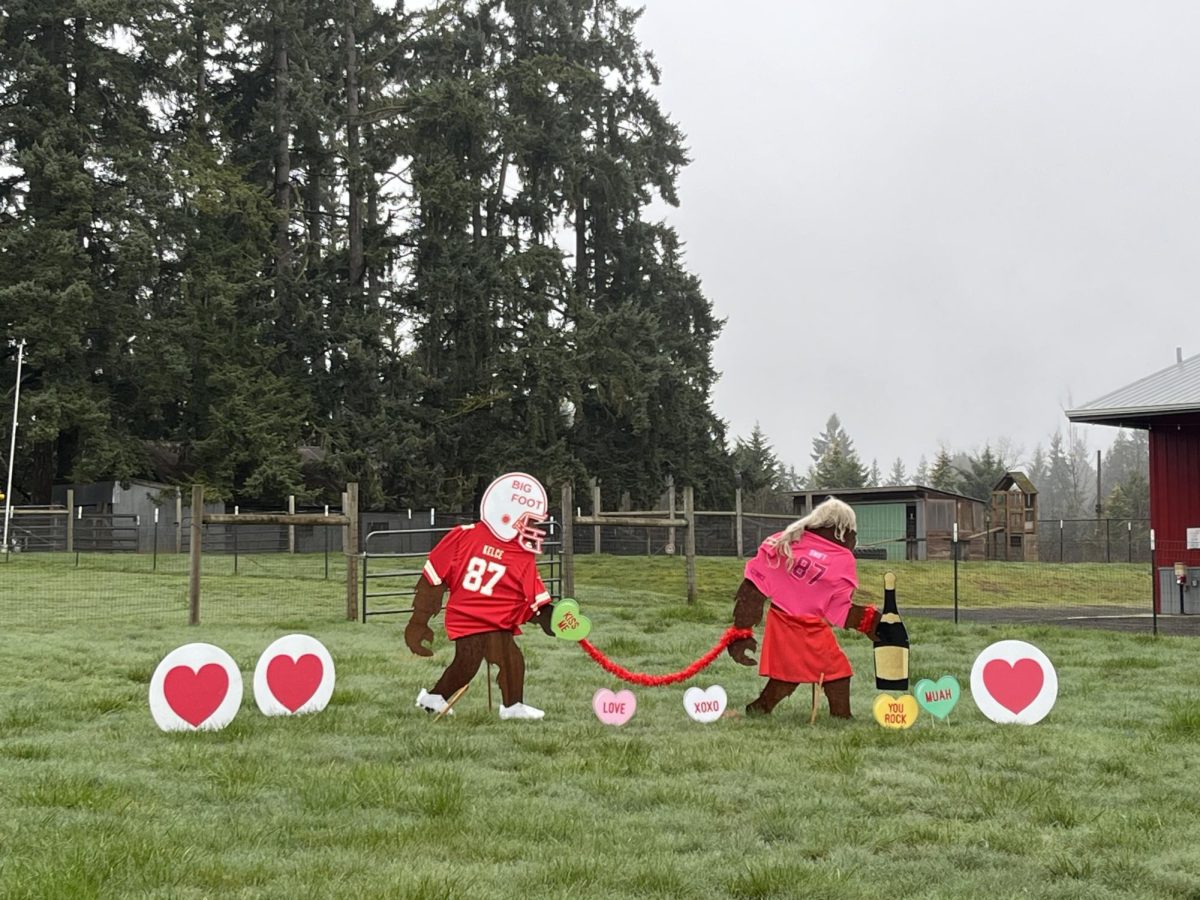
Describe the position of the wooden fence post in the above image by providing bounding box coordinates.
[561,483,574,599]
[735,486,744,558]
[684,485,697,604]
[667,475,676,554]
[66,488,74,553]
[189,484,203,625]
[591,479,601,555]
[345,482,359,621]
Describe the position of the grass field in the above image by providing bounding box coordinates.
[1,554,1197,898]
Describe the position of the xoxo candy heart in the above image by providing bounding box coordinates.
[551,599,591,641]
[592,688,636,726]
[873,693,919,729]
[683,685,727,723]
[914,676,960,721]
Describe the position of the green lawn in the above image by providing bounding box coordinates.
[1,554,1197,898]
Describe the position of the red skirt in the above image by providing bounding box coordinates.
[759,606,852,684]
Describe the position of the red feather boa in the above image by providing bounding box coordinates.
[577,627,754,686]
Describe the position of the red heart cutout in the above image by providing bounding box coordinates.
[982,658,1044,714]
[266,653,324,712]
[164,663,230,727]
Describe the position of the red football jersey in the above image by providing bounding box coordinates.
[423,524,551,639]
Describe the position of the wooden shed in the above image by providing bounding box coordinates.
[1067,348,1200,613]
[787,486,987,561]
[990,472,1039,561]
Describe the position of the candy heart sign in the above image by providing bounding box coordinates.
[683,685,727,723]
[914,676,961,721]
[592,688,636,726]
[253,634,336,716]
[873,694,919,729]
[149,643,242,732]
[970,640,1058,724]
[550,599,591,641]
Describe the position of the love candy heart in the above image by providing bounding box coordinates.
[550,599,591,641]
[914,676,960,721]
[873,694,919,729]
[592,688,636,726]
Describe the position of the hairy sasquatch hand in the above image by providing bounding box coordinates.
[535,601,556,637]
[404,576,446,658]
[728,579,767,666]
[843,603,879,642]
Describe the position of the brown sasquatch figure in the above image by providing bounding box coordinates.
[727,498,879,718]
[406,473,555,721]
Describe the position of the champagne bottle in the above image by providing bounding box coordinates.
[874,572,910,691]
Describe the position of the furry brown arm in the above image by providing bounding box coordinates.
[843,604,879,642]
[727,579,767,666]
[404,575,446,657]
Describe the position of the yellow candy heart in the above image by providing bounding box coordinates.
[873,693,919,729]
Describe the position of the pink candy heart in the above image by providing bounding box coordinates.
[592,688,636,726]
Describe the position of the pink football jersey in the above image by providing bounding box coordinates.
[744,531,859,627]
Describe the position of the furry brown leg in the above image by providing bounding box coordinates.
[746,678,798,715]
[481,631,525,706]
[823,676,852,718]
[432,633,487,698]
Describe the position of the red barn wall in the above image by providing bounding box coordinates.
[1149,416,1200,611]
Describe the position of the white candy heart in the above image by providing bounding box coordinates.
[683,685,727,724]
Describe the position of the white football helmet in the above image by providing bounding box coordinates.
[480,472,549,553]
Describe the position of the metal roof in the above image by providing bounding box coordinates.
[1066,350,1200,426]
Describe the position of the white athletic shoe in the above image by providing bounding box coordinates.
[499,701,545,721]
[416,688,453,715]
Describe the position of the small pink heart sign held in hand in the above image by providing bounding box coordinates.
[253,634,336,716]
[970,640,1058,724]
[149,643,242,732]
[592,688,636,726]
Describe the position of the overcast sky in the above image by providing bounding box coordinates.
[634,0,1198,476]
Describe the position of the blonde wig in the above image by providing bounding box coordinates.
[767,498,857,569]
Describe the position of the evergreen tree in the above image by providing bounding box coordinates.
[807,414,867,489]
[866,458,881,487]
[928,448,961,493]
[886,457,907,486]
[913,455,930,485]
[956,444,1008,502]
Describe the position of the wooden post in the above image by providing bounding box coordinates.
[345,482,359,621]
[288,494,296,553]
[684,485,697,604]
[666,475,676,554]
[66,488,74,553]
[735,486,744,558]
[591,479,601,554]
[561,483,575,599]
[189,485,203,625]
[175,494,183,553]
[341,491,349,555]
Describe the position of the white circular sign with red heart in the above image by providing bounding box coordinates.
[149,643,243,732]
[970,639,1058,724]
[253,634,335,716]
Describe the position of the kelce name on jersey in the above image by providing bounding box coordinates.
[481,544,505,560]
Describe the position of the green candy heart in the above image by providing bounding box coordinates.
[914,676,961,721]
[550,599,591,641]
